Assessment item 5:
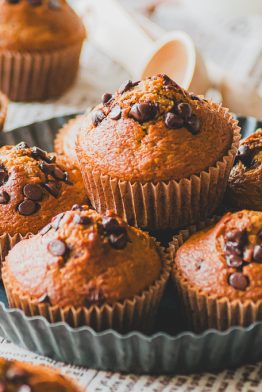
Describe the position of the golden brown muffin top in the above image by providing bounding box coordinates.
[0,0,86,52]
[226,129,262,211]
[175,210,262,302]
[0,357,82,391]
[5,206,162,307]
[0,143,86,236]
[77,74,235,182]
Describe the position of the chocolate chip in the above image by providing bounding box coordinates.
[39,162,54,176]
[18,200,38,216]
[53,167,66,181]
[28,0,42,5]
[6,365,28,382]
[51,212,65,230]
[118,80,133,94]
[235,145,253,167]
[42,181,61,198]
[253,245,262,263]
[225,241,242,256]
[23,184,43,201]
[176,103,192,120]
[162,74,178,88]
[109,232,128,249]
[190,94,201,101]
[40,223,52,236]
[48,239,67,257]
[226,254,243,268]
[187,114,200,134]
[92,110,105,126]
[73,214,92,226]
[48,0,60,9]
[72,204,84,211]
[37,294,49,303]
[0,191,10,204]
[0,169,8,186]
[129,102,158,123]
[109,105,122,120]
[225,230,247,247]
[15,142,29,149]
[32,147,56,164]
[102,217,123,234]
[164,112,184,129]
[258,230,262,240]
[229,272,249,290]
[243,247,254,263]
[102,93,112,104]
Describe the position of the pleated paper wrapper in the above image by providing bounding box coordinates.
[169,218,262,332]
[77,103,241,231]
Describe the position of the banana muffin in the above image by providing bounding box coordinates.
[226,129,262,211]
[172,210,262,331]
[76,74,240,230]
[0,358,82,392]
[3,206,170,332]
[0,0,86,101]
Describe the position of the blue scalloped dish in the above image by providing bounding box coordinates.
[0,115,261,375]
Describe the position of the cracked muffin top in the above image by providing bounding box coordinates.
[175,210,262,301]
[4,206,162,307]
[0,0,86,52]
[0,142,86,236]
[226,129,262,211]
[76,74,236,182]
[0,357,82,392]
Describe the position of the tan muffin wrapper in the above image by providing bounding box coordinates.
[78,103,241,231]
[0,42,83,102]
[169,218,262,333]
[0,92,8,131]
[2,241,171,333]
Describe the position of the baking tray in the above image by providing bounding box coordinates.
[0,114,261,375]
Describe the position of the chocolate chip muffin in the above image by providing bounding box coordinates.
[3,206,170,332]
[0,142,86,267]
[226,129,262,211]
[0,358,82,392]
[172,210,262,332]
[76,74,240,230]
[0,0,86,101]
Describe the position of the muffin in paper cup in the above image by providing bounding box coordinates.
[0,1,86,101]
[76,74,241,231]
[170,211,262,332]
[2,207,171,333]
[0,92,8,132]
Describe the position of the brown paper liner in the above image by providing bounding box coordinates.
[169,218,262,332]
[0,42,83,102]
[0,92,8,132]
[3,242,171,333]
[78,103,241,230]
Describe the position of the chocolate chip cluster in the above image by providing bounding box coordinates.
[224,228,262,290]
[6,0,61,8]
[92,76,201,135]
[234,144,260,169]
[0,142,71,217]
[0,362,31,392]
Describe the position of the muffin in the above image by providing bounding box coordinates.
[76,74,240,230]
[3,206,170,332]
[0,0,86,101]
[0,92,8,132]
[171,210,262,332]
[0,358,82,391]
[54,115,85,162]
[226,129,262,211]
[0,142,86,267]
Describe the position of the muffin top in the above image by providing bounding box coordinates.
[175,210,262,301]
[0,143,86,236]
[5,206,162,307]
[226,129,262,210]
[77,74,235,182]
[0,358,82,392]
[0,0,86,52]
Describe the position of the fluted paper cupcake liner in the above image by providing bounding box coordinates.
[0,92,8,132]
[169,218,262,332]
[0,42,83,102]
[3,242,171,333]
[78,103,241,230]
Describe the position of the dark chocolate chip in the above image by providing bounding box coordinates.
[190,94,201,101]
[15,141,29,149]
[18,200,38,216]
[164,112,184,129]
[118,80,133,94]
[39,162,54,176]
[102,93,112,104]
[235,145,253,167]
[109,105,122,120]
[73,214,92,226]
[162,74,178,88]
[253,245,262,263]
[225,241,242,256]
[51,212,65,230]
[187,114,200,134]
[226,254,243,268]
[53,167,66,181]
[0,169,8,186]
[48,0,60,9]
[102,217,123,234]
[0,191,10,204]
[225,229,247,247]
[42,181,61,198]
[23,184,43,201]
[48,239,67,257]
[28,0,42,5]
[109,232,128,249]
[92,110,105,126]
[31,146,56,164]
[129,102,158,123]
[40,223,52,236]
[243,247,254,263]
[229,272,249,290]
[6,365,28,382]
[176,103,192,120]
